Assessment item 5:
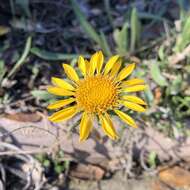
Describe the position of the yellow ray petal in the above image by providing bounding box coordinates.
[51,77,75,91]
[121,78,145,87]
[123,101,146,112]
[122,85,147,92]
[114,110,137,128]
[49,106,78,122]
[121,95,147,105]
[47,98,75,109]
[110,58,122,77]
[47,86,74,96]
[79,112,93,141]
[89,52,98,76]
[96,51,104,74]
[62,64,79,82]
[104,55,120,75]
[78,56,86,76]
[99,113,118,140]
[85,60,90,75]
[117,63,135,81]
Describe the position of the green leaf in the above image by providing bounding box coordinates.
[35,154,46,163]
[31,47,88,61]
[148,151,157,168]
[177,0,188,21]
[144,88,154,104]
[0,60,5,72]
[158,45,165,61]
[167,75,182,95]
[99,31,112,56]
[58,150,65,158]
[130,7,141,52]
[43,159,51,167]
[0,60,6,82]
[54,164,64,174]
[113,22,128,55]
[172,96,190,118]
[150,61,168,86]
[64,160,70,170]
[70,0,101,44]
[174,16,190,52]
[31,90,55,101]
[181,16,190,45]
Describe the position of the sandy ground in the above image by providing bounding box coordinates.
[69,172,155,190]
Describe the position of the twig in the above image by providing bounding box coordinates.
[0,164,6,190]
[0,125,59,143]
[0,180,5,190]
[0,141,46,189]
[0,142,32,162]
[4,165,27,180]
[169,44,190,65]
[23,170,32,190]
[0,148,50,156]
[133,36,165,54]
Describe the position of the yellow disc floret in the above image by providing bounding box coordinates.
[75,75,118,114]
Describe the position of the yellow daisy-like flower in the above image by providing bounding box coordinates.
[47,51,147,141]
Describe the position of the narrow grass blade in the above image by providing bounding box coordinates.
[113,22,128,55]
[15,0,31,17]
[31,47,89,61]
[70,0,101,44]
[8,36,32,78]
[0,60,6,83]
[177,0,187,21]
[99,32,112,56]
[104,0,114,28]
[130,7,141,52]
[138,12,167,22]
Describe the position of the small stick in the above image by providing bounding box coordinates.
[169,44,190,65]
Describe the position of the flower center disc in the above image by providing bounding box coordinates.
[75,75,118,114]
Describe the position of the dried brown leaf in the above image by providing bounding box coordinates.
[4,112,42,122]
[69,163,105,180]
[159,166,190,188]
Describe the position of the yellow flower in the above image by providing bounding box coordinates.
[47,51,147,141]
